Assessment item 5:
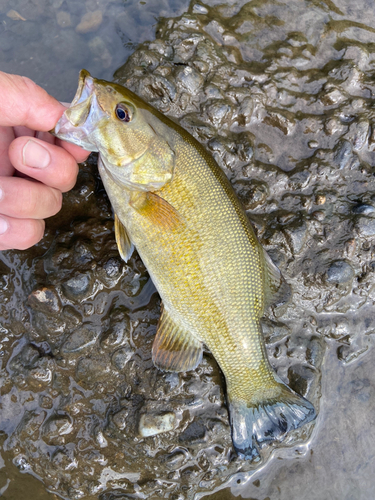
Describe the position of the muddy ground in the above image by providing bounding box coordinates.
[1,0,375,499]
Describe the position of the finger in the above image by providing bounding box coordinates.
[8,136,81,192]
[0,215,45,251]
[0,126,15,176]
[0,176,62,219]
[36,131,55,145]
[14,126,35,138]
[0,71,67,131]
[57,139,90,164]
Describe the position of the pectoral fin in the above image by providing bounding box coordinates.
[129,191,181,230]
[115,214,134,262]
[262,248,291,309]
[152,306,203,372]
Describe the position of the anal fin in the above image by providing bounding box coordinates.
[152,307,203,372]
[115,214,134,262]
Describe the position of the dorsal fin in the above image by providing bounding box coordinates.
[262,248,291,310]
[129,191,181,230]
[152,306,203,372]
[115,214,134,262]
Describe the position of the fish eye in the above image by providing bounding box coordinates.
[115,103,132,122]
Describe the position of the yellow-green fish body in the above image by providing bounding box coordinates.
[54,70,315,458]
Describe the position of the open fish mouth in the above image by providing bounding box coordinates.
[52,70,104,152]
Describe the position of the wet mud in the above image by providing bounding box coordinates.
[1,0,375,499]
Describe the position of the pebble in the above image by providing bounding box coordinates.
[61,327,99,354]
[176,66,204,94]
[111,345,133,370]
[192,4,208,14]
[62,274,90,299]
[76,10,103,34]
[28,287,61,315]
[7,9,26,21]
[179,420,206,443]
[334,140,353,169]
[56,11,72,28]
[287,364,315,396]
[112,408,129,431]
[326,261,354,285]
[42,413,73,442]
[103,258,122,278]
[284,221,308,254]
[139,412,176,437]
[356,216,375,237]
[352,204,375,215]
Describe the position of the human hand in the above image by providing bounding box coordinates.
[0,71,89,251]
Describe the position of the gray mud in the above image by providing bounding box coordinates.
[1,0,375,499]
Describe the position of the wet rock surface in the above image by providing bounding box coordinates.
[1,0,375,499]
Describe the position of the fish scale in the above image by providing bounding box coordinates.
[54,69,316,459]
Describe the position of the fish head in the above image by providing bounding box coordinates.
[54,69,175,191]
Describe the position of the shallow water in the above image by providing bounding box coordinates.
[1,0,375,499]
[0,0,190,101]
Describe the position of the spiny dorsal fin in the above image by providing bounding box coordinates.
[129,191,181,231]
[115,214,134,262]
[152,306,203,372]
[262,248,291,310]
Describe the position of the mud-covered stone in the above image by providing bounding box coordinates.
[326,261,355,285]
[139,412,176,437]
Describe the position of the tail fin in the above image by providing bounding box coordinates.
[229,382,316,460]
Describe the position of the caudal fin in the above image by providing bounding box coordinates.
[228,382,316,460]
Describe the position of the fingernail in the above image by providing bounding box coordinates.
[0,217,8,235]
[23,140,51,169]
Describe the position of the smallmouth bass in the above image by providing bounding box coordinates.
[54,70,316,459]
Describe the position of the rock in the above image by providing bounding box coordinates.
[76,10,103,34]
[192,4,208,14]
[56,10,72,28]
[111,345,133,370]
[7,9,26,21]
[112,408,129,431]
[28,287,61,315]
[103,258,122,278]
[356,216,375,237]
[333,140,354,169]
[61,326,99,354]
[62,273,91,299]
[179,420,206,444]
[288,364,315,397]
[139,412,176,437]
[326,261,354,285]
[75,356,110,385]
[176,66,204,94]
[43,413,73,443]
[235,180,268,209]
[352,204,375,215]
[284,220,308,254]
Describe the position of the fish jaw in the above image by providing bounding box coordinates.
[53,69,106,152]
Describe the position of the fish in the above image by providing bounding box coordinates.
[53,70,316,459]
